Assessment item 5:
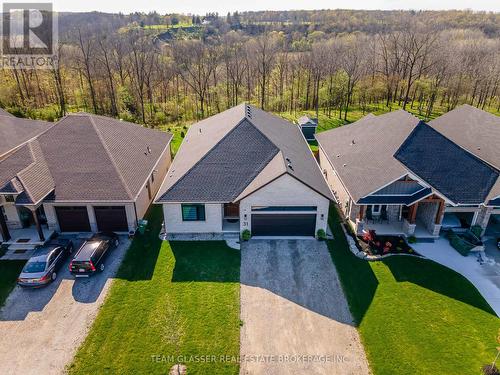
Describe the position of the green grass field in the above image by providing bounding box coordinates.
[68,207,240,375]
[327,206,500,375]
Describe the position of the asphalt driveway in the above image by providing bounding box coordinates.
[240,240,369,375]
[0,238,130,375]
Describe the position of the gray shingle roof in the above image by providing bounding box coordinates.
[40,114,172,201]
[394,123,499,205]
[0,113,172,203]
[159,119,279,202]
[316,111,420,202]
[156,104,333,203]
[0,141,55,205]
[430,105,500,169]
[0,115,52,158]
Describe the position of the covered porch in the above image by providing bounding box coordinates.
[0,202,52,247]
[355,195,446,238]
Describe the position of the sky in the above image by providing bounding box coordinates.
[45,0,499,14]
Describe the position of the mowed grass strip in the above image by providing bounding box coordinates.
[327,206,500,375]
[0,259,25,307]
[68,207,240,375]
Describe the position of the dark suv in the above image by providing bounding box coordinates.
[69,232,119,277]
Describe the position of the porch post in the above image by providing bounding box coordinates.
[0,207,11,242]
[30,207,45,242]
[358,205,365,221]
[435,200,445,224]
[409,203,418,224]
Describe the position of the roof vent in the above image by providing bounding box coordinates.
[343,163,347,167]
[147,146,152,154]
[245,105,252,119]
[350,139,356,145]
[285,157,291,163]
[199,128,202,134]
[336,154,341,158]
[287,162,294,171]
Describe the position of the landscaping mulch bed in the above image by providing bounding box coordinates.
[357,233,416,256]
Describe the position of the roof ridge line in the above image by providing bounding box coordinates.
[88,115,134,200]
[158,116,249,200]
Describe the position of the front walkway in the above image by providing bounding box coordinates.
[412,237,500,316]
[240,240,369,375]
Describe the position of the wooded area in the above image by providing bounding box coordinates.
[0,9,498,127]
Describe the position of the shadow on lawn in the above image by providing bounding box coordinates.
[327,206,379,326]
[385,257,497,316]
[116,207,163,282]
[170,241,240,282]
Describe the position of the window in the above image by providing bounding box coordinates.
[5,195,14,203]
[181,204,206,221]
[372,205,381,214]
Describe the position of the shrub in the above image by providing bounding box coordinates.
[241,229,251,241]
[407,236,417,244]
[448,233,474,256]
[180,131,185,138]
[316,229,326,240]
[471,225,483,238]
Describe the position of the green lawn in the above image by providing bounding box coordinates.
[68,207,240,375]
[327,206,500,375]
[0,258,25,307]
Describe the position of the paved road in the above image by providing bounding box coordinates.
[0,238,130,375]
[240,240,370,375]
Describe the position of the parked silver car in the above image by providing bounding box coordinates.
[17,239,74,288]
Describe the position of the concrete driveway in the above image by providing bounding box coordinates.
[240,240,370,375]
[0,238,130,375]
[413,237,500,316]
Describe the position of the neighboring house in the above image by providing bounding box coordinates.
[0,108,52,160]
[316,107,500,238]
[155,104,333,238]
[297,115,318,141]
[0,113,172,245]
[430,104,500,235]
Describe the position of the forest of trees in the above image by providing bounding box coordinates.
[0,9,498,125]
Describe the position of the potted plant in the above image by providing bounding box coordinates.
[241,229,251,241]
[316,229,326,241]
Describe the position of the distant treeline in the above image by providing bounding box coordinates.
[0,10,498,125]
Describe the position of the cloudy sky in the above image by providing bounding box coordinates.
[47,0,499,14]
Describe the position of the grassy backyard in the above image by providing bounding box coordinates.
[327,206,500,375]
[68,207,241,375]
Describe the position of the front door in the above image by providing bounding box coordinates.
[224,203,240,218]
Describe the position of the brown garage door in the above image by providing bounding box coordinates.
[55,206,91,232]
[94,206,129,232]
[251,214,316,236]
